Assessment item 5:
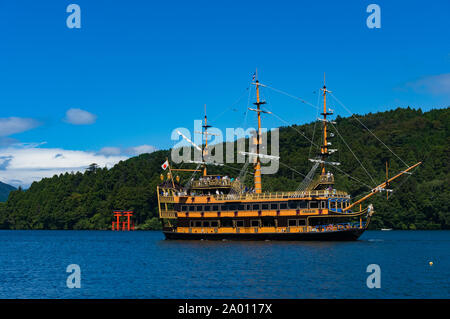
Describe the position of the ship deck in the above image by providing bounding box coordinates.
[160,189,350,203]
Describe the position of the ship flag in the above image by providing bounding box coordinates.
[161,160,169,170]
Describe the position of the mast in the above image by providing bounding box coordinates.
[308,74,339,190]
[319,73,333,176]
[189,104,220,175]
[202,104,211,176]
[252,69,265,193]
[166,157,175,188]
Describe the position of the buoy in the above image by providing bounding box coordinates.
[429,261,433,266]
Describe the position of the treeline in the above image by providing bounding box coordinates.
[0,181,15,202]
[0,107,448,230]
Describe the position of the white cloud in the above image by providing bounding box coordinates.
[125,144,157,156]
[98,147,122,156]
[0,142,157,188]
[98,144,157,156]
[0,145,127,188]
[0,117,41,137]
[64,108,97,125]
[404,73,450,95]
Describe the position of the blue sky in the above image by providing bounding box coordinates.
[0,0,448,186]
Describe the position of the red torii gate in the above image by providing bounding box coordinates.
[112,210,135,231]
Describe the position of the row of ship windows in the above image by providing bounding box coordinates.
[179,200,333,212]
[188,219,307,228]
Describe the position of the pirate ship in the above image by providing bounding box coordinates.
[156,73,421,240]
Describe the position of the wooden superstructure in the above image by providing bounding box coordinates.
[157,73,421,240]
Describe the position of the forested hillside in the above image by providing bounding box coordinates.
[0,107,448,230]
[0,182,16,202]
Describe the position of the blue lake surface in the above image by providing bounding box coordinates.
[0,230,448,299]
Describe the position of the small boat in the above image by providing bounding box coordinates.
[381,228,393,231]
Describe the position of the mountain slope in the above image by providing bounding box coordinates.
[0,107,448,230]
[0,182,16,202]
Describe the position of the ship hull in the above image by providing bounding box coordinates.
[163,228,365,241]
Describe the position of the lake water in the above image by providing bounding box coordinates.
[0,230,448,299]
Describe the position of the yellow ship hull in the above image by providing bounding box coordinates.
[163,227,366,241]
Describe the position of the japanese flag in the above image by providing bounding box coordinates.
[161,160,169,170]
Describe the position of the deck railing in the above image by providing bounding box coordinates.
[159,190,350,202]
[213,190,349,201]
[159,210,177,218]
[191,179,236,188]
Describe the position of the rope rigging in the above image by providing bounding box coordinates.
[328,121,378,187]
[231,81,254,189]
[259,102,320,148]
[210,86,250,123]
[328,161,373,190]
[308,91,321,158]
[291,162,320,196]
[253,81,412,193]
[184,162,202,190]
[258,82,319,110]
[380,163,421,200]
[172,75,415,202]
[278,161,307,178]
[329,92,410,168]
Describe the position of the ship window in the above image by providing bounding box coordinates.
[246,204,252,210]
[262,204,268,210]
[238,204,245,210]
[299,201,307,209]
[298,219,306,226]
[221,205,228,211]
[204,205,211,211]
[222,219,233,227]
[196,206,203,211]
[288,201,298,209]
[309,201,319,209]
[270,203,278,210]
[211,221,218,227]
[229,204,237,211]
[251,220,260,227]
[288,219,297,226]
[188,206,195,211]
[194,221,202,227]
[321,201,326,209]
[181,205,187,211]
[280,203,287,209]
[235,220,244,227]
[212,205,219,211]
[262,217,275,226]
[203,221,210,227]
[252,204,260,210]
